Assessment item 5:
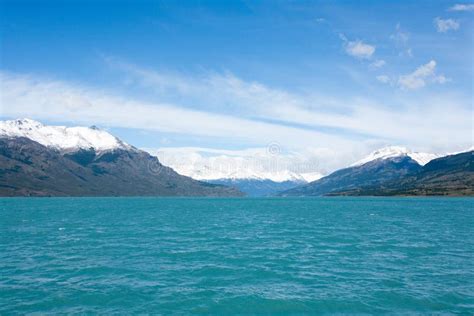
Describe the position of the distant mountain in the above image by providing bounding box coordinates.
[206,178,305,197]
[0,119,243,197]
[152,147,323,197]
[280,146,473,197]
[331,151,473,196]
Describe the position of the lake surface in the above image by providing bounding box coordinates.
[1,197,473,314]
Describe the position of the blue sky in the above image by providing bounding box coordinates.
[0,0,473,172]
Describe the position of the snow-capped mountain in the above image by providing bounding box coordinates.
[158,156,323,183]
[350,146,439,167]
[281,151,425,197]
[0,118,132,152]
[0,118,242,197]
[282,149,473,196]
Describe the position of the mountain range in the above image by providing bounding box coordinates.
[1,119,472,197]
[0,119,242,197]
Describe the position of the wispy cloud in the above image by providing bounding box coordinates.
[391,23,409,44]
[370,59,386,69]
[390,23,413,58]
[434,17,460,32]
[104,56,305,116]
[449,4,474,11]
[376,75,390,83]
[398,60,449,90]
[403,48,414,58]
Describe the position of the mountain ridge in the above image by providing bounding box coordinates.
[279,155,423,196]
[280,150,473,197]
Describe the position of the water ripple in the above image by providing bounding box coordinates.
[1,197,473,314]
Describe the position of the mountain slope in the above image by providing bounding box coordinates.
[333,151,473,196]
[409,151,474,195]
[0,119,243,197]
[279,155,422,196]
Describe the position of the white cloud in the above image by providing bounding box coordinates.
[370,59,386,69]
[449,4,474,11]
[105,56,305,115]
[0,72,349,151]
[434,17,460,32]
[398,60,450,90]
[344,40,375,59]
[376,75,390,83]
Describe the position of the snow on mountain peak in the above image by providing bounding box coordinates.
[0,118,132,152]
[148,147,324,183]
[351,146,438,167]
[179,167,313,183]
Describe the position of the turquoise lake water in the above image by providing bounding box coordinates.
[1,197,473,314]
